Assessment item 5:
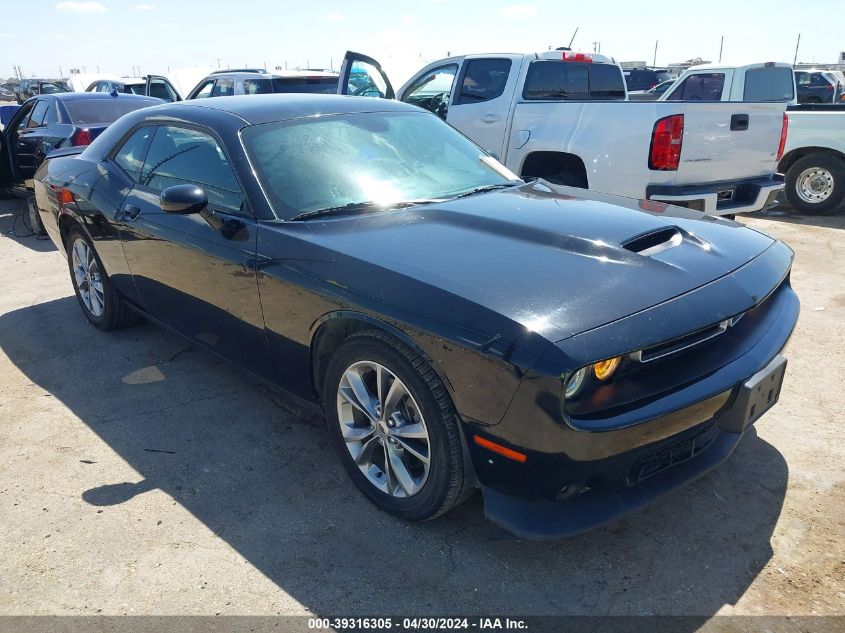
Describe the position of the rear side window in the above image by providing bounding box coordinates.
[113,126,154,182]
[743,67,794,102]
[523,61,624,100]
[270,76,337,94]
[27,100,49,127]
[666,73,725,101]
[64,98,160,125]
[455,58,512,104]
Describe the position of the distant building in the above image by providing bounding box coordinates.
[620,61,648,69]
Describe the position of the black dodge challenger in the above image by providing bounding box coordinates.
[29,95,799,539]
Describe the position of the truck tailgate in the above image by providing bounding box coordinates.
[673,102,785,185]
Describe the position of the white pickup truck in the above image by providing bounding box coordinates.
[660,61,796,104]
[337,51,787,216]
[779,104,845,214]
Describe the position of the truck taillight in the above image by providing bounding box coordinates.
[776,112,788,162]
[649,114,684,171]
[71,128,92,146]
[562,52,592,63]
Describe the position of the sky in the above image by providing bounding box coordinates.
[1,0,843,84]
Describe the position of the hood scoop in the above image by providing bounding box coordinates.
[622,227,684,257]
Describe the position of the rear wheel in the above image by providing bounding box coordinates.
[785,153,845,215]
[66,226,139,330]
[322,329,468,521]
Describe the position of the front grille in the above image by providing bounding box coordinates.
[627,421,717,485]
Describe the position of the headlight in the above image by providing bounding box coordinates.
[593,356,621,381]
[564,367,588,399]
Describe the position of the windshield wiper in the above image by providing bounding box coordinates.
[290,199,440,222]
[451,183,522,200]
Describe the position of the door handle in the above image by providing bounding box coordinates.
[122,204,141,221]
[481,113,502,124]
[730,114,749,131]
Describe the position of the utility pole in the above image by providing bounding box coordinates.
[215,58,222,69]
[653,40,658,67]
[793,33,801,66]
[718,35,724,63]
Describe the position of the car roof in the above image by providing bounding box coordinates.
[155,93,420,125]
[208,70,338,80]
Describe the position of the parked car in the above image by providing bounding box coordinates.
[338,50,787,216]
[86,75,182,102]
[0,84,16,102]
[661,62,796,103]
[0,92,161,189]
[779,103,845,214]
[185,69,339,99]
[14,79,70,104]
[623,67,672,92]
[628,79,675,101]
[794,69,845,104]
[30,94,798,539]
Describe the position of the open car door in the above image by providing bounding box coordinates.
[336,51,395,99]
[145,75,182,102]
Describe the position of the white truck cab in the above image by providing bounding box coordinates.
[661,62,796,104]
[337,50,787,216]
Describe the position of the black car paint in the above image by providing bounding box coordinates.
[32,95,799,537]
[0,92,162,186]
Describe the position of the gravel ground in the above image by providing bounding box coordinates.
[0,195,842,619]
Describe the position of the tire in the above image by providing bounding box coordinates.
[322,329,468,521]
[785,153,845,215]
[66,226,139,330]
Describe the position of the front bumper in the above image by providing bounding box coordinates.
[480,355,787,540]
[646,175,784,216]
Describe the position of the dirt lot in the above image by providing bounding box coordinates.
[0,196,842,619]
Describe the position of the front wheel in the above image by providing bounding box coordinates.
[66,226,139,330]
[785,153,845,215]
[323,329,468,521]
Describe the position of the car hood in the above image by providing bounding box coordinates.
[303,182,776,340]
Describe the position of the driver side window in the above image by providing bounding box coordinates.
[400,64,458,119]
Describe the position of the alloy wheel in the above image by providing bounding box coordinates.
[336,360,431,498]
[71,237,105,317]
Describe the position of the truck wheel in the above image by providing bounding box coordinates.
[785,153,845,215]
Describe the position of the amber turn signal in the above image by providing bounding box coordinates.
[593,356,621,380]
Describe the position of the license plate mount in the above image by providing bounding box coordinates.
[719,355,787,433]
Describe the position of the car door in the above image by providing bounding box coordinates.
[116,123,273,379]
[145,75,181,102]
[398,62,460,120]
[336,51,395,99]
[445,55,522,160]
[188,79,215,99]
[15,99,49,181]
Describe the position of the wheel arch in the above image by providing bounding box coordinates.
[309,311,455,399]
[779,147,845,174]
[519,151,589,188]
[310,310,478,489]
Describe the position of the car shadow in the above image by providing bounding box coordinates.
[0,297,789,618]
[744,204,845,230]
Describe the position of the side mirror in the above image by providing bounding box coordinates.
[160,184,207,214]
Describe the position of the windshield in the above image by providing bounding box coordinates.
[241,111,517,220]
